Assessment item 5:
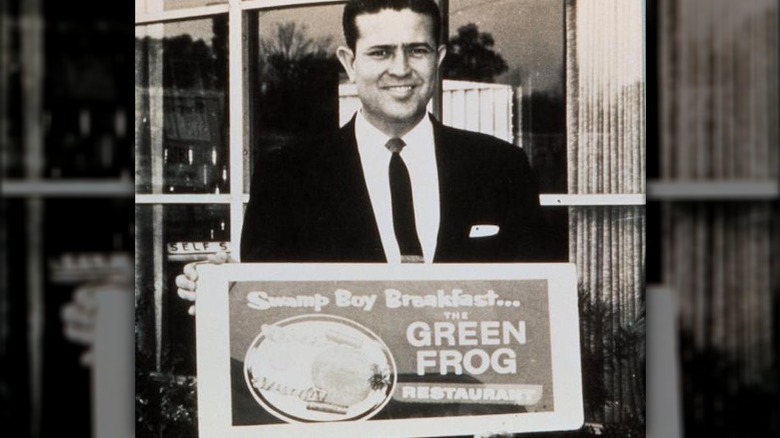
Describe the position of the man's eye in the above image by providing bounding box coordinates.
[408,47,432,56]
[368,50,390,58]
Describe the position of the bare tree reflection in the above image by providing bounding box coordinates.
[442,23,508,83]
[251,22,341,155]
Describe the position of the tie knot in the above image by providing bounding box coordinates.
[385,137,406,154]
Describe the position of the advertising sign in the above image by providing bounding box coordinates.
[196,264,582,437]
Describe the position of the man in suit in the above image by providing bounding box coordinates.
[177,0,551,296]
[171,0,552,430]
[240,0,547,265]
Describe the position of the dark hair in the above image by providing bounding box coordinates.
[342,0,442,51]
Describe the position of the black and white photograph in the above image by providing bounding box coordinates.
[133,0,645,436]
[0,0,645,437]
[6,1,780,438]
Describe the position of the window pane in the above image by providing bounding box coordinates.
[41,199,133,437]
[44,5,133,179]
[135,203,230,434]
[447,0,565,193]
[245,4,345,192]
[2,198,135,438]
[135,203,230,367]
[568,204,645,428]
[135,16,229,194]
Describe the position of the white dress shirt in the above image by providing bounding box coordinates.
[354,111,441,264]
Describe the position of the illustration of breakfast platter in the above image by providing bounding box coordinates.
[243,314,397,423]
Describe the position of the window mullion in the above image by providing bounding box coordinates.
[228,0,245,260]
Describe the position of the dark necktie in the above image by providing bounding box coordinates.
[385,137,424,263]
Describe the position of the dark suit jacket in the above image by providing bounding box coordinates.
[236,117,546,426]
[241,116,550,263]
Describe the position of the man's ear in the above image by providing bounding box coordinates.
[336,46,357,82]
[437,44,447,67]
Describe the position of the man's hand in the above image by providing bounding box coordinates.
[61,276,132,367]
[61,284,98,366]
[175,250,231,315]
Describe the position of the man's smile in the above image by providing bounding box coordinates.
[382,84,419,98]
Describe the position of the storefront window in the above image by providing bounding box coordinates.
[244,4,345,192]
[447,0,565,193]
[135,16,229,194]
[135,204,230,374]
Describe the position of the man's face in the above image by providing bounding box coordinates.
[337,9,446,136]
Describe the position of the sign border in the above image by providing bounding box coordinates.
[196,263,583,438]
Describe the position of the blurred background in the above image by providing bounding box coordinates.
[646,0,780,436]
[1,0,134,437]
[0,0,777,437]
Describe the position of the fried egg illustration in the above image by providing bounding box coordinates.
[311,345,374,407]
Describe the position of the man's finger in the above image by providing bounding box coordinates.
[175,274,196,292]
[177,288,196,302]
[65,325,94,345]
[73,286,98,311]
[61,304,95,327]
[183,262,199,281]
[208,251,230,264]
[188,305,196,316]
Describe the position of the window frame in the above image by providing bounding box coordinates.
[132,0,645,259]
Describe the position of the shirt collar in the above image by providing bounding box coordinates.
[402,113,435,158]
[354,110,434,158]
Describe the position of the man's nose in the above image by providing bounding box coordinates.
[388,50,411,76]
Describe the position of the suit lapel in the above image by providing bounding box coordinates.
[331,120,387,261]
[432,118,462,261]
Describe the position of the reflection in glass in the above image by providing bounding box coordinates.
[135,16,229,194]
[246,5,345,191]
[569,205,645,427]
[447,0,565,193]
[444,0,567,261]
[135,203,229,435]
[163,204,231,244]
[43,3,133,179]
[136,202,230,366]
